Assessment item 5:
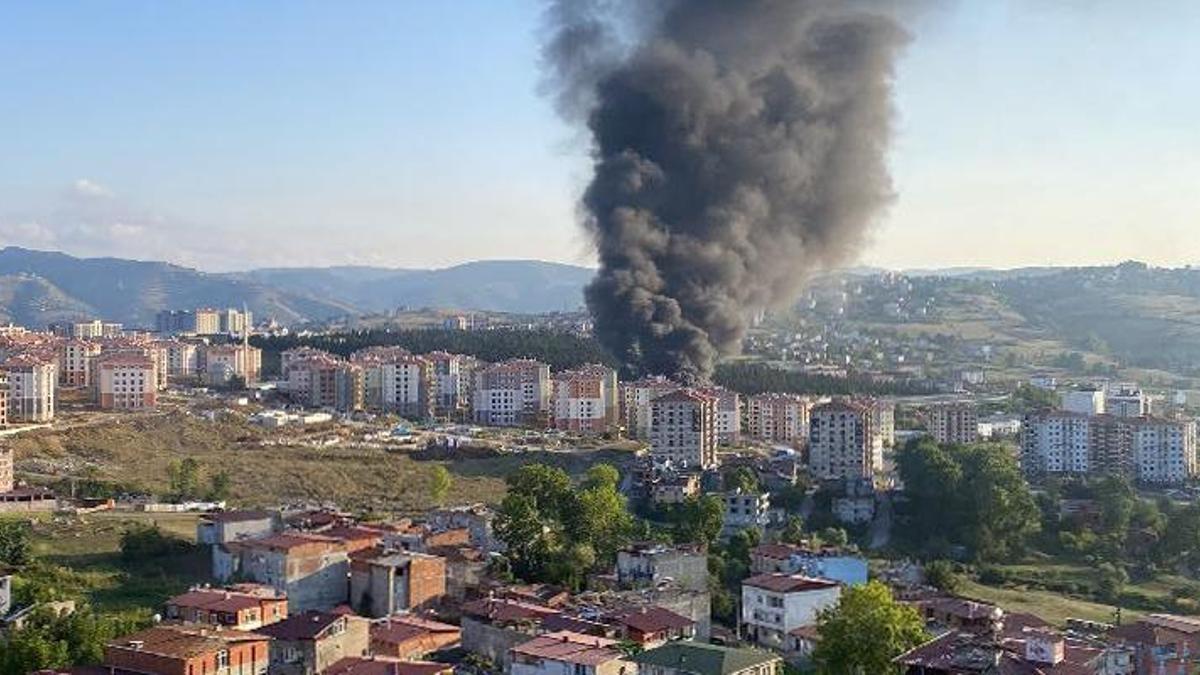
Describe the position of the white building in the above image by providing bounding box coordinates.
[551,364,618,433]
[1106,383,1150,418]
[57,340,100,388]
[720,490,773,535]
[426,351,470,417]
[648,389,718,470]
[2,358,56,423]
[510,631,632,675]
[1132,418,1197,485]
[165,341,200,376]
[741,575,841,651]
[699,386,740,446]
[620,376,678,440]
[373,354,434,419]
[1021,411,1093,475]
[1061,389,1105,416]
[95,353,158,410]
[472,359,551,427]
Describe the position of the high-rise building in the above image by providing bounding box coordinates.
[202,343,262,386]
[1022,412,1197,485]
[2,357,56,423]
[193,309,222,335]
[69,320,123,339]
[1106,383,1150,418]
[1061,389,1105,416]
[697,386,741,446]
[925,402,979,445]
[472,359,551,427]
[57,339,101,388]
[426,351,471,418]
[551,364,619,433]
[745,393,811,446]
[648,389,718,470]
[620,376,678,440]
[808,400,879,482]
[95,353,158,410]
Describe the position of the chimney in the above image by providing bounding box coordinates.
[128,640,145,650]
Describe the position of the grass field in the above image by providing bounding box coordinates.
[959,580,1141,626]
[5,511,207,614]
[8,412,637,513]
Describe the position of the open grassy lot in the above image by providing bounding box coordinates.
[959,579,1140,627]
[4,511,207,614]
[8,411,637,513]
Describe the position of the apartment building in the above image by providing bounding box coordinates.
[472,359,551,427]
[740,575,841,651]
[1022,412,1198,484]
[1062,389,1105,416]
[380,353,434,419]
[165,340,201,376]
[620,376,678,440]
[1106,383,1150,418]
[925,402,979,445]
[70,319,123,339]
[220,308,254,336]
[95,352,158,410]
[203,343,262,386]
[104,625,270,675]
[697,386,741,445]
[57,339,100,388]
[808,401,879,482]
[0,381,7,429]
[0,446,12,492]
[551,364,618,433]
[2,356,56,422]
[426,351,470,417]
[291,357,364,412]
[194,308,223,335]
[648,389,718,470]
[720,490,774,536]
[745,393,811,446]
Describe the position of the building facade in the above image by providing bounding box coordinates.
[648,389,718,470]
[808,401,878,482]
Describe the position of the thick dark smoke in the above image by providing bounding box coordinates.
[544,0,911,382]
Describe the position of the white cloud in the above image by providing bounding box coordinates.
[71,178,113,199]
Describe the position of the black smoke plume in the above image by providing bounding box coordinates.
[543,0,911,382]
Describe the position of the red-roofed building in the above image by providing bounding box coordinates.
[370,615,461,660]
[95,352,158,410]
[608,606,696,647]
[165,584,287,631]
[103,624,270,675]
[510,631,633,675]
[326,657,453,675]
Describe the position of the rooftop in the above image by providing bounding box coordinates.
[510,631,623,666]
[630,642,781,675]
[742,574,840,594]
[257,611,347,641]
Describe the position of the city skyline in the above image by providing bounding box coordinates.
[1,1,1197,272]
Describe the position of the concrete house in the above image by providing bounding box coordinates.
[510,631,635,675]
[348,549,446,618]
[740,575,841,651]
[257,610,371,675]
[214,534,350,613]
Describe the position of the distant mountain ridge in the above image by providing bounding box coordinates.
[0,247,593,327]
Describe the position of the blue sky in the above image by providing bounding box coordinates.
[0,1,1197,271]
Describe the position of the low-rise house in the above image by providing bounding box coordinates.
[1108,613,1200,675]
[740,575,841,651]
[257,610,371,675]
[426,504,501,554]
[214,534,350,613]
[509,630,634,675]
[427,544,487,600]
[165,584,288,630]
[917,597,1004,635]
[608,606,696,648]
[749,544,868,586]
[383,524,470,554]
[720,491,774,536]
[370,615,461,660]
[325,657,453,675]
[895,626,1116,674]
[630,641,781,675]
[616,542,709,593]
[460,597,560,670]
[103,624,270,675]
[649,474,702,506]
[197,510,280,546]
[348,549,446,618]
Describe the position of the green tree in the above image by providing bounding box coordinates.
[206,471,232,502]
[813,581,929,675]
[166,457,202,502]
[429,465,453,506]
[0,520,32,568]
[566,468,634,564]
[494,493,551,580]
[780,516,806,546]
[723,466,760,494]
[673,495,724,547]
[923,560,961,594]
[818,527,849,549]
[506,464,572,521]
